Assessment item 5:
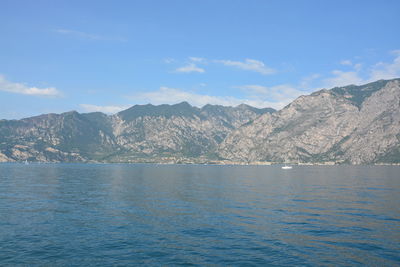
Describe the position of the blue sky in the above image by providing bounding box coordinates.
[1,0,400,119]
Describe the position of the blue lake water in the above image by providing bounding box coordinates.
[0,163,399,266]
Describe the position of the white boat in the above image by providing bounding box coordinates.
[282,165,292,169]
[24,160,29,165]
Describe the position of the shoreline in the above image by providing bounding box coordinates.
[1,160,400,166]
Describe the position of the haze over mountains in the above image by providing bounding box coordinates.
[1,78,399,164]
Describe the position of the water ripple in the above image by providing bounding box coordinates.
[0,163,399,266]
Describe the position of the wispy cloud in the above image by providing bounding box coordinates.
[299,74,321,89]
[215,58,276,75]
[54,29,125,41]
[322,50,400,88]
[369,50,400,81]
[0,75,62,97]
[80,104,129,114]
[128,87,282,109]
[136,50,400,111]
[172,57,275,75]
[163,58,175,64]
[175,63,205,73]
[87,50,400,113]
[236,84,306,109]
[174,57,207,73]
[340,60,353,66]
[189,57,206,63]
[322,70,364,88]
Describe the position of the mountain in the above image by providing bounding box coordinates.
[1,78,399,164]
[218,78,400,164]
[0,111,117,162]
[0,102,273,163]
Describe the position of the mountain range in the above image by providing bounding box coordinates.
[1,78,399,164]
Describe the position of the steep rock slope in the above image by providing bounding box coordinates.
[0,102,272,162]
[0,111,117,162]
[1,78,399,164]
[218,79,400,164]
[108,102,272,161]
[333,80,400,163]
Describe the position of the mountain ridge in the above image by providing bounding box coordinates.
[0,102,273,163]
[1,78,399,164]
[218,78,400,164]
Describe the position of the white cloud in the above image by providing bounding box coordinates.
[80,104,129,114]
[163,58,175,64]
[0,75,62,97]
[189,57,206,63]
[175,63,205,73]
[321,50,400,88]
[154,50,400,111]
[238,84,305,107]
[129,86,283,109]
[299,74,321,89]
[322,70,364,88]
[340,60,352,66]
[339,60,362,71]
[171,57,275,75]
[369,51,400,81]
[215,58,275,75]
[54,29,125,41]
[171,57,207,73]
[323,58,365,88]
[354,63,362,71]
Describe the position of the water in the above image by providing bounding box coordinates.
[0,164,399,266]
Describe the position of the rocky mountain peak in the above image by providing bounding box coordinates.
[117,101,201,121]
[0,78,399,164]
[330,78,399,108]
[218,78,400,164]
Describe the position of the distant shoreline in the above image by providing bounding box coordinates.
[1,161,399,166]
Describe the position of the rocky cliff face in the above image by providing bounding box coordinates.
[0,111,117,162]
[0,102,272,162]
[1,78,399,164]
[218,79,400,164]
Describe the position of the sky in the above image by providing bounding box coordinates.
[1,0,400,119]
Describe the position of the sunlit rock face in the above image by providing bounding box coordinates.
[0,102,272,162]
[218,78,400,164]
[1,79,399,164]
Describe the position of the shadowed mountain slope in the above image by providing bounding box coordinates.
[0,103,273,162]
[1,78,399,164]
